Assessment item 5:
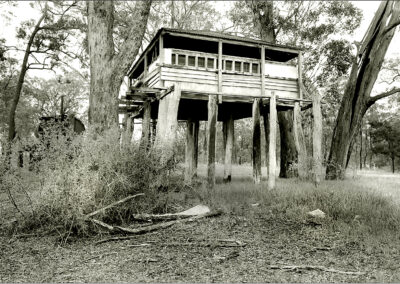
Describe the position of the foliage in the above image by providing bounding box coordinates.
[1,126,184,236]
[368,106,400,172]
[142,1,222,43]
[12,1,86,71]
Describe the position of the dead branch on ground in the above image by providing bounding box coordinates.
[85,193,144,219]
[268,264,365,275]
[90,210,223,236]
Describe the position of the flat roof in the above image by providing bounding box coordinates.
[128,27,302,77]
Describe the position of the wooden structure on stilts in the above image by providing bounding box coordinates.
[120,28,312,189]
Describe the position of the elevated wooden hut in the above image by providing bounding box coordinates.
[121,28,311,188]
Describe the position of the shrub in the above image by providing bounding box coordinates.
[0,126,184,237]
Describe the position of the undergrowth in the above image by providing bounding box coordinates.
[0,126,184,237]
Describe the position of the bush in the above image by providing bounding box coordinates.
[0,126,184,237]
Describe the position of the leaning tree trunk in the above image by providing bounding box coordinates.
[8,11,46,141]
[87,1,151,131]
[326,1,400,179]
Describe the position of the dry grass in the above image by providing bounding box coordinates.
[1,164,400,282]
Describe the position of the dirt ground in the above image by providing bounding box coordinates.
[2,205,400,282]
[1,166,400,282]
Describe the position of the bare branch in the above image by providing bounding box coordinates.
[368,87,400,105]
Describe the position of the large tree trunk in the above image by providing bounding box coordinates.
[87,1,118,129]
[326,1,400,179]
[87,1,151,131]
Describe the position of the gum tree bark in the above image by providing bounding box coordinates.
[326,1,400,179]
[87,1,151,131]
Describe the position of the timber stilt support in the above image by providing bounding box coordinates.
[193,120,199,177]
[207,95,218,189]
[140,101,151,149]
[312,91,323,185]
[223,115,234,183]
[262,108,269,177]
[268,92,277,190]
[293,102,307,179]
[252,98,261,184]
[185,118,197,183]
[155,83,181,158]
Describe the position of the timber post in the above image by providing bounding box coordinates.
[312,90,323,185]
[223,114,234,183]
[207,94,218,189]
[293,102,307,179]
[193,120,199,177]
[252,98,261,184]
[155,83,181,160]
[185,118,196,183]
[268,91,277,190]
[140,100,151,149]
[262,108,269,177]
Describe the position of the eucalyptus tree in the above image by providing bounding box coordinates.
[3,1,85,141]
[326,1,400,179]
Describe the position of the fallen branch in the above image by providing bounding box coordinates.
[157,241,246,248]
[90,218,115,231]
[127,243,151,247]
[91,210,223,236]
[115,210,222,234]
[268,264,365,276]
[132,204,210,221]
[85,193,144,219]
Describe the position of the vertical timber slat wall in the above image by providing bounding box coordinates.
[268,91,277,190]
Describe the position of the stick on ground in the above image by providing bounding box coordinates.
[268,264,365,276]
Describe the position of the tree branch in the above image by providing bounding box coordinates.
[112,1,151,85]
[368,87,400,105]
[384,19,400,35]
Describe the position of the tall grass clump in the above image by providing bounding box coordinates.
[198,178,400,236]
[0,125,184,236]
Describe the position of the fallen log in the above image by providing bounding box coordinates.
[268,264,365,276]
[85,193,144,219]
[132,204,210,221]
